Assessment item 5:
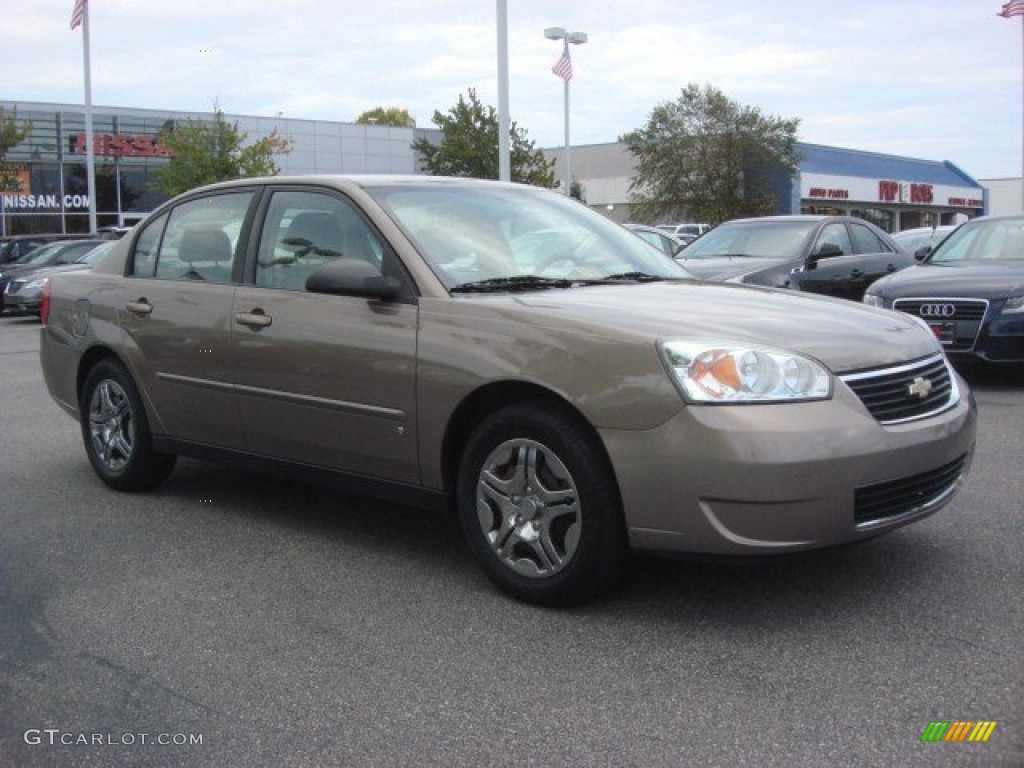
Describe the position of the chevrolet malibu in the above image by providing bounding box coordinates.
[40,176,977,605]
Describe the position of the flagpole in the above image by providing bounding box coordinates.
[80,1,97,233]
[496,0,511,182]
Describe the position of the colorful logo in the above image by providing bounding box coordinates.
[920,721,997,742]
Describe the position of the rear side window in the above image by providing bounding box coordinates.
[132,213,168,277]
[849,223,892,254]
[131,192,253,283]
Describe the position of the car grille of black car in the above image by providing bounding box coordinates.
[892,298,988,321]
[892,298,989,351]
[839,353,956,424]
[854,453,968,528]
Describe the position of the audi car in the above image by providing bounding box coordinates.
[678,215,915,301]
[864,214,1024,364]
[39,176,975,605]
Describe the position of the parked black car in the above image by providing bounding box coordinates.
[864,214,1024,363]
[677,215,914,301]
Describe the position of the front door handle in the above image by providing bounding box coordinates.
[125,299,153,316]
[235,309,272,328]
[850,269,863,278]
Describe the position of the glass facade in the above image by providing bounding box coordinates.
[1,101,437,237]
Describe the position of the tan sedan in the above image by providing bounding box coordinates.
[39,176,977,605]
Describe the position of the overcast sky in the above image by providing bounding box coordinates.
[4,0,1023,179]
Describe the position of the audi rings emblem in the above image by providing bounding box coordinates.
[919,303,956,318]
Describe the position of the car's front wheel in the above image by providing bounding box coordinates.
[80,358,176,491]
[456,402,629,606]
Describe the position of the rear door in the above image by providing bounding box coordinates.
[846,220,908,295]
[117,190,255,447]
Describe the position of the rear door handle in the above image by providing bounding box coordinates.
[125,299,153,316]
[235,310,272,328]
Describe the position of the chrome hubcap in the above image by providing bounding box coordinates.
[88,379,134,473]
[475,439,581,578]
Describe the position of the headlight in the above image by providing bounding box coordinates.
[1002,296,1024,314]
[862,293,884,308]
[659,341,832,403]
[24,277,48,291]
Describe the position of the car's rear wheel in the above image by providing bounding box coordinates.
[80,358,175,491]
[456,402,629,606]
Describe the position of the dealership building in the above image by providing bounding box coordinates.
[0,99,439,236]
[551,141,989,232]
[0,99,994,236]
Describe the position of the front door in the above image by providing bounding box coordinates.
[231,188,420,483]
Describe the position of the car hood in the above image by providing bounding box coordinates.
[676,256,787,281]
[492,280,938,373]
[870,262,1024,298]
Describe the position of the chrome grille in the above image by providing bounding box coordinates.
[840,353,956,424]
[892,298,988,321]
[854,454,968,528]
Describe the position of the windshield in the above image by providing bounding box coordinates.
[928,218,1024,265]
[681,220,818,261]
[366,183,692,290]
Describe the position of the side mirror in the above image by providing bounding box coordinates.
[672,242,688,256]
[914,245,932,261]
[306,260,401,301]
[806,242,843,270]
[812,242,844,260]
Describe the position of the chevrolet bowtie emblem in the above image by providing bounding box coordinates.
[908,376,933,399]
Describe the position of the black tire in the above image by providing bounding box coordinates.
[456,402,629,606]
[79,358,176,491]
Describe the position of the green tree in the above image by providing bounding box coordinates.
[356,107,416,128]
[154,108,292,197]
[621,84,800,224]
[412,88,555,187]
[0,107,32,192]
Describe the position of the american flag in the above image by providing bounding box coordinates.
[70,0,86,30]
[999,0,1024,17]
[552,51,573,82]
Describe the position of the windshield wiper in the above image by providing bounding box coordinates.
[599,271,665,282]
[450,275,574,293]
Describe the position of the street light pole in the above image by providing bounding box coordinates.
[544,26,587,196]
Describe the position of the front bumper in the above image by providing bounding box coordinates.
[601,369,977,555]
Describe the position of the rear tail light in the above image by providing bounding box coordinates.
[40,277,52,325]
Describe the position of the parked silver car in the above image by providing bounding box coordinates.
[4,241,114,315]
[40,176,976,605]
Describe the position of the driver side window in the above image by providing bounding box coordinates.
[255,190,386,291]
[815,223,853,256]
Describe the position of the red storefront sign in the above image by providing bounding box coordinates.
[70,132,174,158]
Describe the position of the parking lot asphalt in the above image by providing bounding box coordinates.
[0,314,1021,767]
